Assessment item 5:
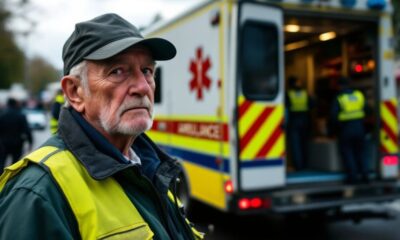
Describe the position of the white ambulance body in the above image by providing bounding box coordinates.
[145,0,400,215]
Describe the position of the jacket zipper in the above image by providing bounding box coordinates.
[172,177,196,240]
[133,167,175,239]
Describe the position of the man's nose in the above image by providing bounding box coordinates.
[127,70,152,95]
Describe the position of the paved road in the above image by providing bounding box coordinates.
[187,199,400,240]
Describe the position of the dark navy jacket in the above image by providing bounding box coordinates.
[0,107,195,240]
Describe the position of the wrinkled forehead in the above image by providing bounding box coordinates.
[90,45,156,68]
[104,46,155,64]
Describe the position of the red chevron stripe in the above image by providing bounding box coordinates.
[239,99,252,117]
[384,101,398,118]
[382,119,398,144]
[380,145,389,154]
[240,107,274,151]
[256,118,284,158]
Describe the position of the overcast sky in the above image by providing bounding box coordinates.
[8,0,202,70]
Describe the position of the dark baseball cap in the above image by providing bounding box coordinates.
[62,13,176,75]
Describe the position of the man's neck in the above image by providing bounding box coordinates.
[69,108,133,164]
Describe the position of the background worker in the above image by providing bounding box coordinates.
[0,97,32,174]
[0,13,203,239]
[285,76,313,171]
[49,89,65,134]
[330,76,369,184]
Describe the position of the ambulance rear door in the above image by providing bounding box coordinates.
[236,2,285,191]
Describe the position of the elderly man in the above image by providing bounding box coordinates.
[0,13,203,240]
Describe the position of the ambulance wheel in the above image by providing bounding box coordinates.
[176,173,192,215]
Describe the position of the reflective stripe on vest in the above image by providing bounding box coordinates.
[337,90,365,121]
[0,146,154,240]
[167,191,205,239]
[288,89,308,112]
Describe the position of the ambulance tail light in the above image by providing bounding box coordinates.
[381,155,399,179]
[382,155,398,166]
[238,198,250,210]
[224,180,234,194]
[238,197,272,210]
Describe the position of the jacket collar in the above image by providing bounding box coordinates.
[57,107,181,192]
[58,108,132,180]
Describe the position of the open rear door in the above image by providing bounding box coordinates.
[236,2,285,191]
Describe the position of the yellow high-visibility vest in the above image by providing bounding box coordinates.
[0,146,203,239]
[337,90,365,121]
[0,146,154,239]
[288,89,308,112]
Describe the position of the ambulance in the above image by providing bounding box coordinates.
[145,0,400,216]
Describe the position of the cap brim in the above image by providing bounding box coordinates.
[84,37,176,61]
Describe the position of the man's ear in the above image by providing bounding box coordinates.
[61,76,86,113]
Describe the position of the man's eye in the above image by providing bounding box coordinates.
[110,68,124,75]
[108,67,129,83]
[142,68,153,76]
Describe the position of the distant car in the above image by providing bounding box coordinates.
[23,109,47,130]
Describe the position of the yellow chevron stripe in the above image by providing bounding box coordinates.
[238,95,246,105]
[238,102,267,138]
[380,130,398,153]
[381,104,398,134]
[266,132,285,159]
[240,105,283,159]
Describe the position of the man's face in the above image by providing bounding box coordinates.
[82,47,156,137]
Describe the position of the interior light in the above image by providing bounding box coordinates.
[354,64,363,73]
[285,24,300,32]
[319,31,336,41]
[367,59,375,70]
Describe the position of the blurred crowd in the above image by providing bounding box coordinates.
[0,97,33,173]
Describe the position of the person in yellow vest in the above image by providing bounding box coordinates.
[50,89,65,134]
[0,13,203,239]
[330,76,369,184]
[285,76,313,171]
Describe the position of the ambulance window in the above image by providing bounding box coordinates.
[155,67,162,103]
[240,21,279,100]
